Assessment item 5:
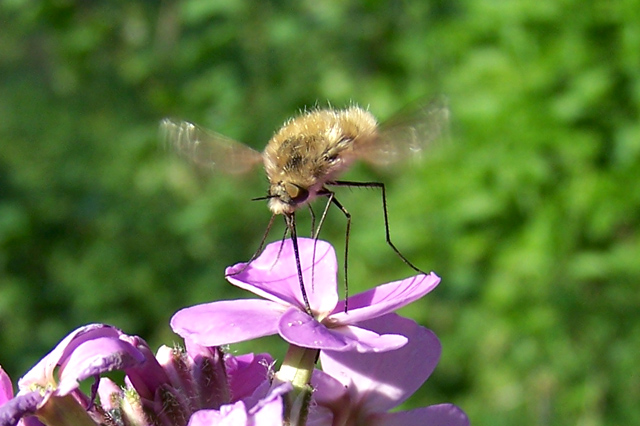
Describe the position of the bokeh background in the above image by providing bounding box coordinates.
[1,1,639,425]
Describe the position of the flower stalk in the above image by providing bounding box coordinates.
[274,344,319,426]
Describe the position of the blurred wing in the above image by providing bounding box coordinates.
[160,118,263,175]
[357,96,450,166]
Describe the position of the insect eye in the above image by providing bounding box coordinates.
[286,184,309,204]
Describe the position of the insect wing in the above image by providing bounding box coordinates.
[357,96,450,166]
[160,118,263,175]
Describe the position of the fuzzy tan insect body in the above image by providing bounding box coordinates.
[263,107,378,215]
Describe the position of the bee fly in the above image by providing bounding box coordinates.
[161,98,449,314]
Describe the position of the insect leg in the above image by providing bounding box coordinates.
[316,189,351,312]
[271,217,290,269]
[328,180,427,276]
[307,203,316,237]
[309,193,335,292]
[313,192,334,240]
[286,213,313,315]
[226,213,277,277]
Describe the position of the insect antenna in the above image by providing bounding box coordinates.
[251,194,277,202]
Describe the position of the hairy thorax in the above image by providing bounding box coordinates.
[264,107,378,215]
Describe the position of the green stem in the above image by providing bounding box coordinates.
[275,344,319,426]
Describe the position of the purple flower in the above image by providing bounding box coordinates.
[0,324,145,426]
[171,238,441,353]
[1,367,44,426]
[97,338,273,426]
[1,324,275,426]
[310,313,469,426]
[225,352,275,403]
[0,368,11,406]
[18,324,145,399]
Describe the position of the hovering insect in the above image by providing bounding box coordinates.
[161,98,449,314]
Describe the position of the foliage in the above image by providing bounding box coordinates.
[0,1,638,425]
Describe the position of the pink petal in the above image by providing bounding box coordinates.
[334,325,408,353]
[277,308,348,350]
[18,324,123,392]
[187,383,289,426]
[0,391,43,426]
[171,299,285,346]
[370,404,469,426]
[305,407,334,426]
[310,369,348,407]
[247,382,290,425]
[320,314,441,412]
[278,309,407,352]
[226,353,273,402]
[330,273,440,325]
[226,238,339,315]
[97,378,122,411]
[1,367,13,403]
[57,337,146,395]
[188,402,247,426]
[121,336,171,401]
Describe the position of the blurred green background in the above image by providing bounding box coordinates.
[1,1,639,424]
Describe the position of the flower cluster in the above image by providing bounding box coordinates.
[0,238,468,426]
